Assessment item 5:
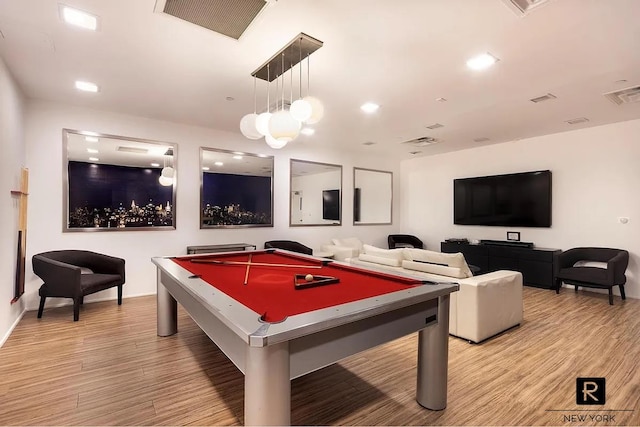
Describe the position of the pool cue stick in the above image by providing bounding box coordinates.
[191,259,322,269]
[243,254,252,286]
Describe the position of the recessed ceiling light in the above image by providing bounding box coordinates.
[60,5,98,31]
[466,53,499,71]
[88,157,99,162]
[257,154,269,158]
[75,80,99,92]
[232,151,245,155]
[233,155,243,160]
[151,162,160,167]
[86,148,99,154]
[85,136,99,142]
[214,161,224,166]
[360,102,380,113]
[300,127,315,136]
[202,166,210,171]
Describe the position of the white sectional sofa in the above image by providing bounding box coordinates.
[348,244,524,343]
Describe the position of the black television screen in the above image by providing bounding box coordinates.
[322,189,340,221]
[454,170,551,227]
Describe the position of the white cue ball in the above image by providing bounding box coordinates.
[305,274,314,282]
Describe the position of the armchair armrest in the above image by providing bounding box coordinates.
[607,250,629,285]
[32,255,82,297]
[85,252,126,280]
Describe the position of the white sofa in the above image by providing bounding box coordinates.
[348,245,523,343]
[321,237,365,261]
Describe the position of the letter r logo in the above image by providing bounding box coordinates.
[576,378,606,405]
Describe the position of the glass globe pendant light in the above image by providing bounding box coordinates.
[302,53,324,124]
[255,64,273,137]
[268,55,300,144]
[290,37,312,122]
[239,76,261,139]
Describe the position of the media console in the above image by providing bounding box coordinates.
[441,241,561,289]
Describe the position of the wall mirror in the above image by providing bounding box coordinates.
[200,148,273,228]
[63,129,177,232]
[290,159,342,226]
[353,167,393,225]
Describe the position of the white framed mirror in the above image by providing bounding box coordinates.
[290,159,342,226]
[63,129,177,232]
[200,148,274,228]
[353,167,393,225]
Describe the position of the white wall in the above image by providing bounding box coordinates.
[400,119,640,298]
[23,100,401,310]
[0,57,26,345]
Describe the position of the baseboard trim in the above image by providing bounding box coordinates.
[0,308,27,348]
[25,291,157,312]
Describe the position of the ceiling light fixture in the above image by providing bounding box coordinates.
[151,163,160,167]
[214,161,224,166]
[360,102,380,113]
[88,157,99,162]
[300,127,315,136]
[60,5,98,31]
[239,33,323,149]
[86,148,99,154]
[466,53,499,71]
[159,148,175,187]
[202,167,210,171]
[233,155,243,160]
[75,80,99,92]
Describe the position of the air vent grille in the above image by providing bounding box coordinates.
[501,0,550,15]
[117,146,149,154]
[400,136,439,147]
[473,137,491,143]
[530,93,557,103]
[425,123,444,130]
[157,0,267,40]
[362,141,376,146]
[603,86,640,105]
[565,117,589,125]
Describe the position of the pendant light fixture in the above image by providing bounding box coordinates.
[159,148,174,187]
[268,54,301,145]
[239,33,323,148]
[239,76,261,139]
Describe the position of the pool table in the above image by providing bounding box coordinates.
[152,249,458,425]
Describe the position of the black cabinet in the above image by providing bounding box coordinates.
[440,242,560,289]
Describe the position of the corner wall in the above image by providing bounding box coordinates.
[23,100,401,311]
[400,119,640,298]
[0,56,26,345]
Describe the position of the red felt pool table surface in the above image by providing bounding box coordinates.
[172,250,422,322]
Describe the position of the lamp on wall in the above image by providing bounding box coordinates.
[239,33,323,149]
[159,148,174,187]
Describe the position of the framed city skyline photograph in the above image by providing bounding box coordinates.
[200,148,273,228]
[63,129,177,231]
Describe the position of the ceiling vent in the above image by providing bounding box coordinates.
[425,123,444,130]
[473,137,491,143]
[154,0,267,40]
[117,146,149,154]
[565,117,589,125]
[400,136,439,147]
[501,0,550,15]
[603,85,640,105]
[530,93,557,103]
[362,141,376,146]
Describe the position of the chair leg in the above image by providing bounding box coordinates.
[79,295,84,305]
[117,285,123,305]
[555,279,561,294]
[37,296,46,318]
[619,285,626,300]
[574,285,579,293]
[608,288,614,305]
[73,299,81,321]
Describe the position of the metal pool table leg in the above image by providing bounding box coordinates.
[156,270,177,337]
[416,294,450,410]
[245,341,290,426]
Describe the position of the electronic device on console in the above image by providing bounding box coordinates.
[445,238,469,243]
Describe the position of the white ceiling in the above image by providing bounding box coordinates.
[2,0,640,160]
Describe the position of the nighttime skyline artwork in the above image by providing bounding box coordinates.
[202,172,272,227]
[68,161,174,229]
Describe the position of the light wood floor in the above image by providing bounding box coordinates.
[1,287,639,426]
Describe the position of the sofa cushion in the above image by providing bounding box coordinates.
[402,249,473,278]
[358,245,405,267]
[331,237,363,251]
[402,260,468,278]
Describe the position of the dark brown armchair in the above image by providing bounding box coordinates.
[554,247,629,305]
[264,240,313,255]
[32,250,126,321]
[388,234,424,249]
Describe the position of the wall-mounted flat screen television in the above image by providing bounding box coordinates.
[454,170,552,227]
[322,189,340,221]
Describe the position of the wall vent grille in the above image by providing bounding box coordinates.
[400,136,440,147]
[425,123,444,130]
[565,117,589,125]
[530,93,557,103]
[501,0,550,15]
